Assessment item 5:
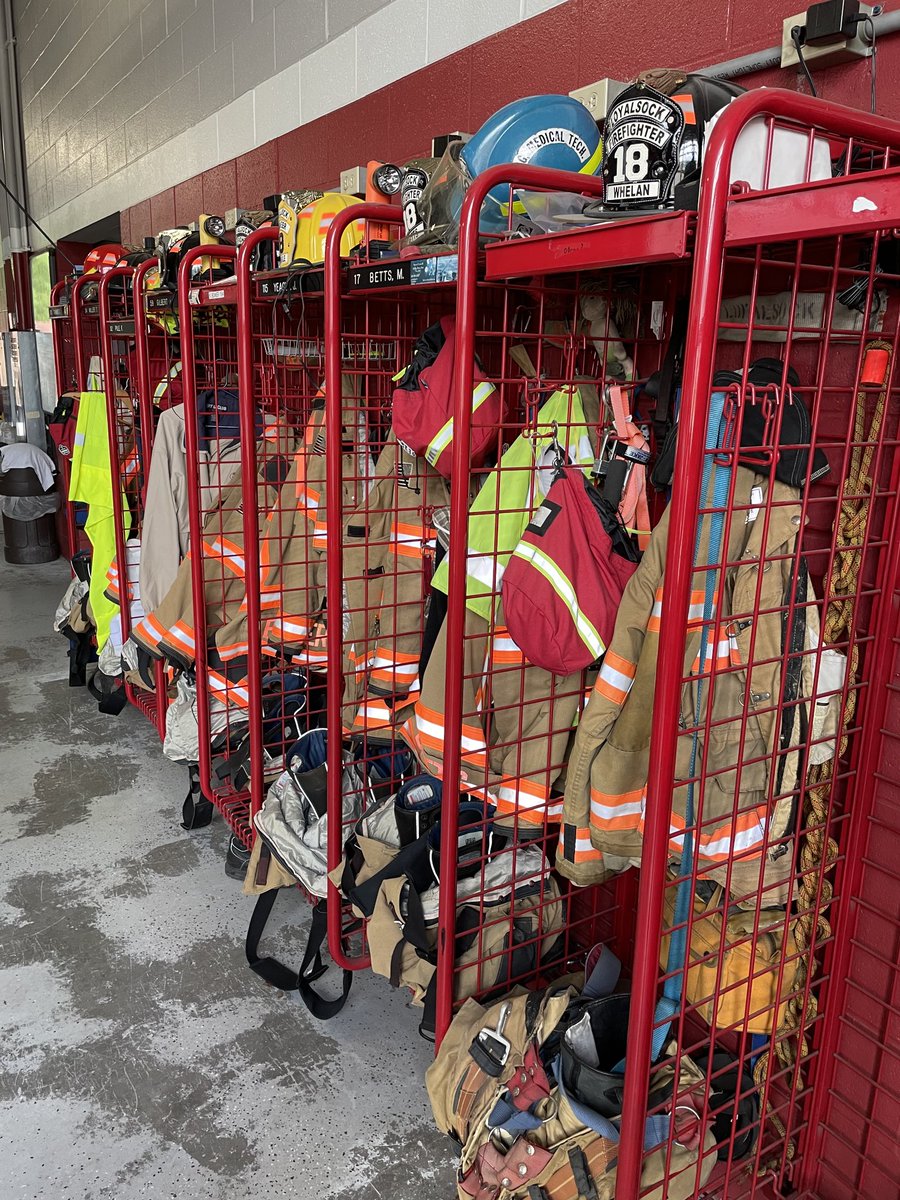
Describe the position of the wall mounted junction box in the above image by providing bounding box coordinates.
[781,2,874,68]
[568,78,628,121]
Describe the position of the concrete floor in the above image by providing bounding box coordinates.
[0,553,456,1200]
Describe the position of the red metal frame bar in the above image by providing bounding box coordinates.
[49,279,80,561]
[484,209,693,279]
[235,226,279,826]
[132,259,160,510]
[70,273,95,392]
[49,280,69,387]
[796,384,900,1191]
[98,265,160,726]
[618,88,900,1200]
[441,164,606,1046]
[725,167,900,247]
[131,258,170,737]
[177,242,238,811]
[324,202,404,972]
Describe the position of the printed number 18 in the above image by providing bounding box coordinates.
[611,144,649,183]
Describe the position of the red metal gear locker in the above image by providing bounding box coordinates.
[232,227,332,836]
[439,88,900,1200]
[97,262,169,735]
[175,243,256,847]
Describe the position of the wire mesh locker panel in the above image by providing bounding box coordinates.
[130,259,182,735]
[322,204,544,988]
[602,92,900,1200]
[322,204,670,1030]
[804,573,900,1200]
[435,90,900,1200]
[98,264,168,734]
[49,280,76,392]
[71,271,103,389]
[232,230,334,853]
[323,204,442,977]
[180,245,256,845]
[131,243,253,845]
[67,272,105,562]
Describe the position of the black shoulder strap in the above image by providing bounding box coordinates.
[181,764,213,830]
[344,832,433,918]
[246,891,352,1020]
[654,296,690,443]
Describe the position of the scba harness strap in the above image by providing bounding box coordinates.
[245,887,352,1020]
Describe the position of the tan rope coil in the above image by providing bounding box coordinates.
[754,340,890,1165]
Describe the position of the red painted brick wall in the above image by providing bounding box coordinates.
[121,0,898,243]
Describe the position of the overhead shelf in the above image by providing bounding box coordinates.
[483,210,695,280]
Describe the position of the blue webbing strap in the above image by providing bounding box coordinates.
[552,1058,670,1150]
[650,389,732,1061]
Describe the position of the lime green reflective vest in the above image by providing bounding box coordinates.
[431,388,596,621]
[69,380,131,653]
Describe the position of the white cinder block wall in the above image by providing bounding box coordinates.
[14,0,566,242]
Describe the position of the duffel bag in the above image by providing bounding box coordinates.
[337,789,564,1038]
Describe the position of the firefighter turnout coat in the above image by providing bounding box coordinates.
[555,465,841,903]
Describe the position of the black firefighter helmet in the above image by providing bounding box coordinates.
[592,69,744,218]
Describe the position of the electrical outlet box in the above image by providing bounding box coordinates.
[781,3,873,68]
[340,166,366,196]
[568,78,628,121]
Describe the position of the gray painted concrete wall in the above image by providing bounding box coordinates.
[13,0,564,241]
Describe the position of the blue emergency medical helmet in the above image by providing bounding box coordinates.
[461,94,603,229]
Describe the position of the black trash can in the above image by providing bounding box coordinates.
[0,466,60,565]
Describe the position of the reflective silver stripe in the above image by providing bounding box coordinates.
[153,362,182,403]
[424,380,496,467]
[511,541,604,659]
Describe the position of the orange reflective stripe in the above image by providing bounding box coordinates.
[390,521,430,560]
[352,698,395,732]
[297,483,320,512]
[594,651,636,704]
[559,824,604,863]
[267,616,312,643]
[369,649,420,689]
[590,784,645,831]
[687,588,717,630]
[218,640,249,660]
[410,702,489,771]
[648,587,717,634]
[494,776,562,824]
[291,646,328,668]
[671,94,697,124]
[164,620,196,652]
[208,671,249,709]
[135,612,167,648]
[204,536,246,578]
[691,632,742,673]
[492,627,526,667]
[659,805,766,862]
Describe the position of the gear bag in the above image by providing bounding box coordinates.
[659,878,797,1034]
[426,953,718,1200]
[392,315,501,478]
[336,793,564,1039]
[650,359,830,491]
[244,735,412,1019]
[502,468,639,675]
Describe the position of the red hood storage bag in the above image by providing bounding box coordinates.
[502,468,639,675]
[392,314,501,476]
